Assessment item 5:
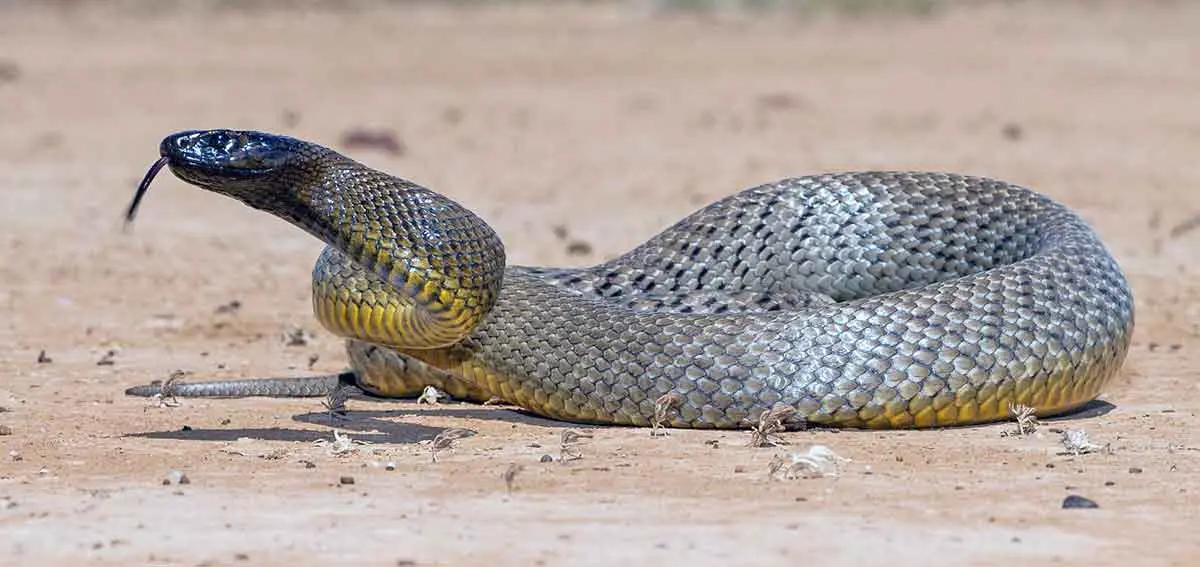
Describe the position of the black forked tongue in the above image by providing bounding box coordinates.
[124,155,170,226]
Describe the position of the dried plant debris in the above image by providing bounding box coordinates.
[322,384,356,422]
[767,445,848,480]
[429,428,475,463]
[281,326,315,347]
[651,393,683,437]
[96,349,118,366]
[314,429,368,457]
[503,464,525,493]
[559,429,593,461]
[162,471,191,486]
[214,299,242,314]
[748,404,798,447]
[144,370,187,409]
[1168,214,1200,239]
[36,350,52,364]
[417,386,448,405]
[1002,403,1039,437]
[1059,429,1109,456]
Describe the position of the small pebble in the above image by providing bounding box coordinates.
[566,241,593,256]
[1129,466,1143,474]
[339,476,355,485]
[0,425,12,436]
[1062,494,1099,509]
[385,462,396,471]
[1001,122,1024,141]
[540,454,554,463]
[36,350,52,363]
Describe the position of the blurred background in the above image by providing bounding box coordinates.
[1,0,1196,346]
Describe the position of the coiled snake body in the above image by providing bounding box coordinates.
[125,130,1134,429]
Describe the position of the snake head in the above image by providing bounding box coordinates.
[126,129,323,225]
[160,129,301,188]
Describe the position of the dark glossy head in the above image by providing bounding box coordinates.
[126,129,325,225]
[160,129,306,189]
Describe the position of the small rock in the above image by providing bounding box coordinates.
[539,454,554,463]
[1062,494,1099,509]
[36,350,52,364]
[339,475,355,485]
[385,462,396,471]
[1129,466,1143,474]
[9,450,22,461]
[0,425,12,436]
[566,240,593,256]
[281,108,301,128]
[755,92,802,111]
[1001,122,1024,141]
[0,60,18,83]
[214,300,242,314]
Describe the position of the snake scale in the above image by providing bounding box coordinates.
[124,129,1134,430]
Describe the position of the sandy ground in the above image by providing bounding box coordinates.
[0,2,1198,565]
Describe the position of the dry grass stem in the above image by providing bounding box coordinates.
[322,384,354,422]
[503,464,525,493]
[430,428,475,463]
[559,429,593,461]
[748,404,796,447]
[144,370,186,409]
[651,393,683,437]
[1007,403,1039,436]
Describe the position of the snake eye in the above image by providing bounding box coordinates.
[161,129,295,175]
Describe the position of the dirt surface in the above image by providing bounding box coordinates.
[1,2,1198,565]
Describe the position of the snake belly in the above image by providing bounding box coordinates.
[129,130,1135,430]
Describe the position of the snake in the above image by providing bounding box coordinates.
[123,129,1134,430]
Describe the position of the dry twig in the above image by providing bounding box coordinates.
[748,405,796,447]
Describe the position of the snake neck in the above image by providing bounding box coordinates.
[289,155,509,348]
[161,130,507,348]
